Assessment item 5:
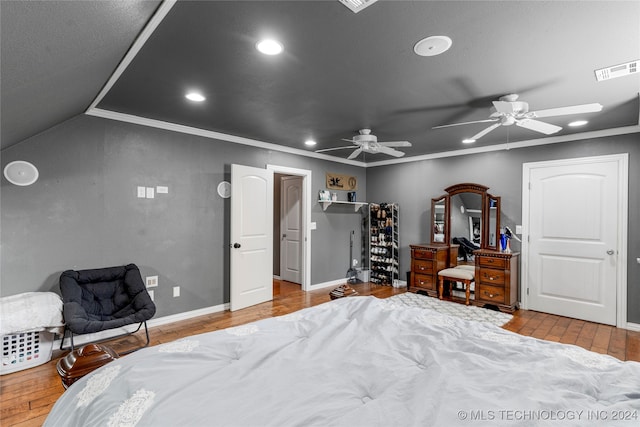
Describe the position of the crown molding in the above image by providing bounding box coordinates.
[86,108,366,167]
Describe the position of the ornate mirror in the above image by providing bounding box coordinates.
[430,183,500,252]
[431,196,447,243]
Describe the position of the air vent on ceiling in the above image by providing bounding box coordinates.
[594,60,638,81]
[338,0,379,14]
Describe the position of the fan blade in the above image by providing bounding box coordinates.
[529,103,603,118]
[315,145,356,153]
[376,146,406,158]
[341,138,358,143]
[515,118,562,135]
[470,123,502,140]
[432,119,498,129]
[347,148,363,160]
[378,141,412,147]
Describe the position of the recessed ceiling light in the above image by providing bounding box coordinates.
[414,35,452,57]
[462,138,476,144]
[185,92,206,102]
[304,139,317,147]
[568,120,588,127]
[256,39,283,55]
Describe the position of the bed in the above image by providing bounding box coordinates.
[45,296,640,426]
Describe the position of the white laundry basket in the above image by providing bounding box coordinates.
[1,330,54,375]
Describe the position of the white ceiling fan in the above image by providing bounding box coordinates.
[432,94,603,141]
[316,129,411,160]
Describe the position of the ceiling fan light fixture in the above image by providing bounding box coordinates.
[568,120,588,127]
[462,138,476,144]
[256,39,283,55]
[413,35,452,57]
[304,139,317,146]
[185,92,206,102]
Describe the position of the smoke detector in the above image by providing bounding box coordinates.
[595,60,638,81]
[338,0,379,14]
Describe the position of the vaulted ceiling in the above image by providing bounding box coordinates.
[2,1,639,166]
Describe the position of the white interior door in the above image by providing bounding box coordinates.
[230,164,273,311]
[280,176,302,284]
[524,156,623,325]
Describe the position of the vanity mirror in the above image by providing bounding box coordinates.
[430,183,500,252]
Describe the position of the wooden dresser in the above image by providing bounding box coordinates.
[474,250,519,312]
[409,244,458,297]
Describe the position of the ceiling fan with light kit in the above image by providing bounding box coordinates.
[432,94,603,142]
[316,129,411,159]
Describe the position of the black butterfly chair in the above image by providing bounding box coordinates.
[59,264,156,353]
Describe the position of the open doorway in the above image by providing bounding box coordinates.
[267,165,312,296]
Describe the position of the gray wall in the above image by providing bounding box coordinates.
[0,115,366,317]
[365,133,640,323]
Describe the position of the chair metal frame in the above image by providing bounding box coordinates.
[59,321,150,355]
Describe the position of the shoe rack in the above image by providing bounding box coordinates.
[369,203,399,286]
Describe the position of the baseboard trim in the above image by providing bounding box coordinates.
[625,321,640,332]
[307,278,349,291]
[53,302,229,349]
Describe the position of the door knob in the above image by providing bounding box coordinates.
[233,243,241,249]
[607,249,615,255]
[282,234,286,240]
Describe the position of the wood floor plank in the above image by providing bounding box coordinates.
[1,280,638,426]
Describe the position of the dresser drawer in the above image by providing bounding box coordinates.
[478,256,507,269]
[478,268,505,285]
[413,259,433,274]
[477,284,506,304]
[412,249,434,260]
[412,273,435,290]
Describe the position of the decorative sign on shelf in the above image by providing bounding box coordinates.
[326,172,357,191]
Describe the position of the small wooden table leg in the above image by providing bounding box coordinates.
[438,277,444,300]
[465,279,471,305]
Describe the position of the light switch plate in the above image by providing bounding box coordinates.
[145,275,158,288]
[137,186,146,198]
[310,222,317,230]
[146,187,155,199]
[148,290,154,301]
[173,286,180,297]
[515,225,523,234]
[157,186,169,194]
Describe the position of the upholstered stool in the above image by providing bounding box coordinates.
[438,267,475,305]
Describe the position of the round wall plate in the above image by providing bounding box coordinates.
[217,181,231,198]
[3,161,39,186]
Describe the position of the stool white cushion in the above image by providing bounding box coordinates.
[437,268,474,281]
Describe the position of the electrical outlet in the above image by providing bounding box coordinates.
[145,275,158,288]
[173,286,180,297]
[148,289,155,301]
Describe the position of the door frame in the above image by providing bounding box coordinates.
[520,153,628,328]
[267,164,311,291]
[279,175,303,284]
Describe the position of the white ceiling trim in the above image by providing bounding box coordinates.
[86,108,366,167]
[365,125,640,168]
[86,0,178,111]
[87,107,639,169]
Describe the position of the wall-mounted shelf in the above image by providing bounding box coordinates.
[319,200,368,212]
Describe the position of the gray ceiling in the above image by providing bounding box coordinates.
[2,1,639,164]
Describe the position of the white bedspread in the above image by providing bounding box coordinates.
[0,292,64,336]
[45,296,640,427]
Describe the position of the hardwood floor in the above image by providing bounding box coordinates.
[1,280,639,426]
